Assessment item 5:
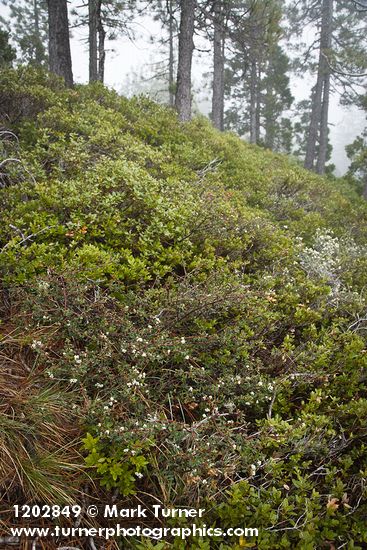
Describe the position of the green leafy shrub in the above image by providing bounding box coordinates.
[1,67,367,548]
[82,433,149,495]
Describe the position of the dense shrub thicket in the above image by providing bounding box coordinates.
[1,68,367,549]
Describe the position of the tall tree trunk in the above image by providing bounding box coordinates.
[249,60,258,143]
[212,0,225,131]
[264,77,275,149]
[97,0,105,82]
[316,70,331,174]
[47,0,73,87]
[33,0,43,66]
[304,73,323,170]
[175,0,196,122]
[89,0,98,82]
[255,65,261,141]
[316,0,333,174]
[264,118,275,149]
[304,0,333,172]
[168,0,175,108]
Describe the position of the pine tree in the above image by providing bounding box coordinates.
[262,45,293,151]
[210,0,230,130]
[47,0,73,86]
[0,27,16,67]
[72,0,136,85]
[175,0,197,121]
[224,0,292,152]
[293,99,334,171]
[89,0,99,82]
[289,0,367,174]
[87,0,107,82]
[303,0,333,174]
[149,0,179,107]
[346,95,367,198]
[1,0,48,66]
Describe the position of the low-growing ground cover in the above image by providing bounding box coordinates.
[1,68,367,549]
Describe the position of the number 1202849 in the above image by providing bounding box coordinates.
[13,505,82,518]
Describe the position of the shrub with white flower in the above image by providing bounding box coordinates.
[300,229,341,283]
[300,229,367,299]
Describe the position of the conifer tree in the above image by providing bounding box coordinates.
[149,0,179,107]
[224,0,292,151]
[0,27,16,67]
[175,0,196,121]
[346,95,367,198]
[206,0,234,130]
[47,0,73,86]
[72,0,136,84]
[1,0,48,66]
[289,0,367,174]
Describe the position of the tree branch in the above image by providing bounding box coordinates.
[322,52,367,78]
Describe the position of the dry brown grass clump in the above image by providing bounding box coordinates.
[0,319,85,543]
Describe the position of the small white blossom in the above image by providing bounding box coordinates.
[31,340,43,350]
[249,464,256,477]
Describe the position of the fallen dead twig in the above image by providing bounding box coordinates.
[0,157,36,187]
[0,225,56,254]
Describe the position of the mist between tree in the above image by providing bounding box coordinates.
[1,0,367,186]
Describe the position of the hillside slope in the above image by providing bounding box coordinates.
[1,68,367,549]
